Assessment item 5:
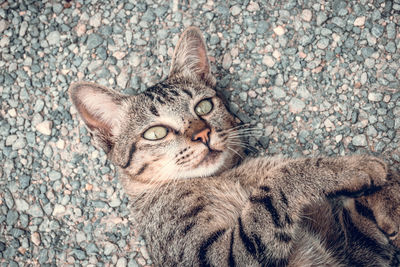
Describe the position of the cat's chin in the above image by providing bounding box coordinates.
[176,150,233,179]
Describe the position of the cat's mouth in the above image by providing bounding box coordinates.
[194,149,223,168]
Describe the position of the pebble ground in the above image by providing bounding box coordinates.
[0,0,399,266]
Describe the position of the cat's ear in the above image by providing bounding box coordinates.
[169,26,216,87]
[69,82,125,153]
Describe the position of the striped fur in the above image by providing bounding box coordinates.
[70,27,400,266]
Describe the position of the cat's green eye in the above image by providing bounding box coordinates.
[195,99,213,116]
[143,126,168,140]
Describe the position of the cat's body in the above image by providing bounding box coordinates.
[70,27,400,266]
[128,156,399,267]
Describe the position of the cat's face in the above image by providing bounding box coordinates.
[69,27,243,186]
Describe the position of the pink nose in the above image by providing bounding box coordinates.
[192,128,211,145]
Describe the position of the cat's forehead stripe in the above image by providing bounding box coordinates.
[150,105,160,117]
[144,82,189,105]
[181,89,193,98]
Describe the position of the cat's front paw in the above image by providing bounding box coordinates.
[345,155,388,188]
[329,156,389,198]
[358,171,400,249]
[358,156,388,187]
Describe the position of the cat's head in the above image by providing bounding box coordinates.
[69,27,244,189]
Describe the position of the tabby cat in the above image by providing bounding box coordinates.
[70,27,400,266]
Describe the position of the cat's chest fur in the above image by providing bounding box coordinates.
[131,157,285,237]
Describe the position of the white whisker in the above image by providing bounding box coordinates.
[227,146,244,160]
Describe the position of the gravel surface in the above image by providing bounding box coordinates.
[0,0,399,266]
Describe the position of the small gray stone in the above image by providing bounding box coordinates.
[36,121,52,135]
[87,34,104,49]
[375,142,386,152]
[117,257,128,267]
[128,54,141,67]
[333,0,347,14]
[231,5,241,16]
[259,136,269,149]
[364,58,375,69]
[53,3,63,14]
[301,9,312,22]
[297,86,311,99]
[360,72,368,85]
[12,137,26,150]
[49,170,62,181]
[53,204,66,216]
[361,47,374,58]
[352,134,367,146]
[0,241,6,252]
[262,55,275,67]
[6,210,19,226]
[275,74,284,86]
[210,35,220,45]
[104,242,117,255]
[154,6,168,17]
[89,13,102,27]
[239,92,248,102]
[92,200,108,208]
[31,232,41,246]
[385,41,396,53]
[353,16,365,27]
[19,175,30,189]
[368,92,383,102]
[86,243,99,254]
[47,31,61,46]
[10,228,25,238]
[289,98,305,113]
[87,60,103,72]
[128,259,139,267]
[34,99,44,113]
[272,87,286,98]
[317,38,329,49]
[247,1,260,12]
[0,19,7,33]
[387,23,396,39]
[73,249,87,260]
[75,231,86,243]
[19,21,28,37]
[142,10,156,22]
[38,249,48,264]
[367,125,378,137]
[28,204,44,217]
[369,115,378,124]
[316,12,327,25]
[117,70,130,88]
[332,17,345,28]
[109,194,122,207]
[6,135,17,146]
[222,53,232,69]
[394,118,400,129]
[43,145,53,158]
[0,35,10,48]
[371,25,384,38]
[15,199,29,211]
